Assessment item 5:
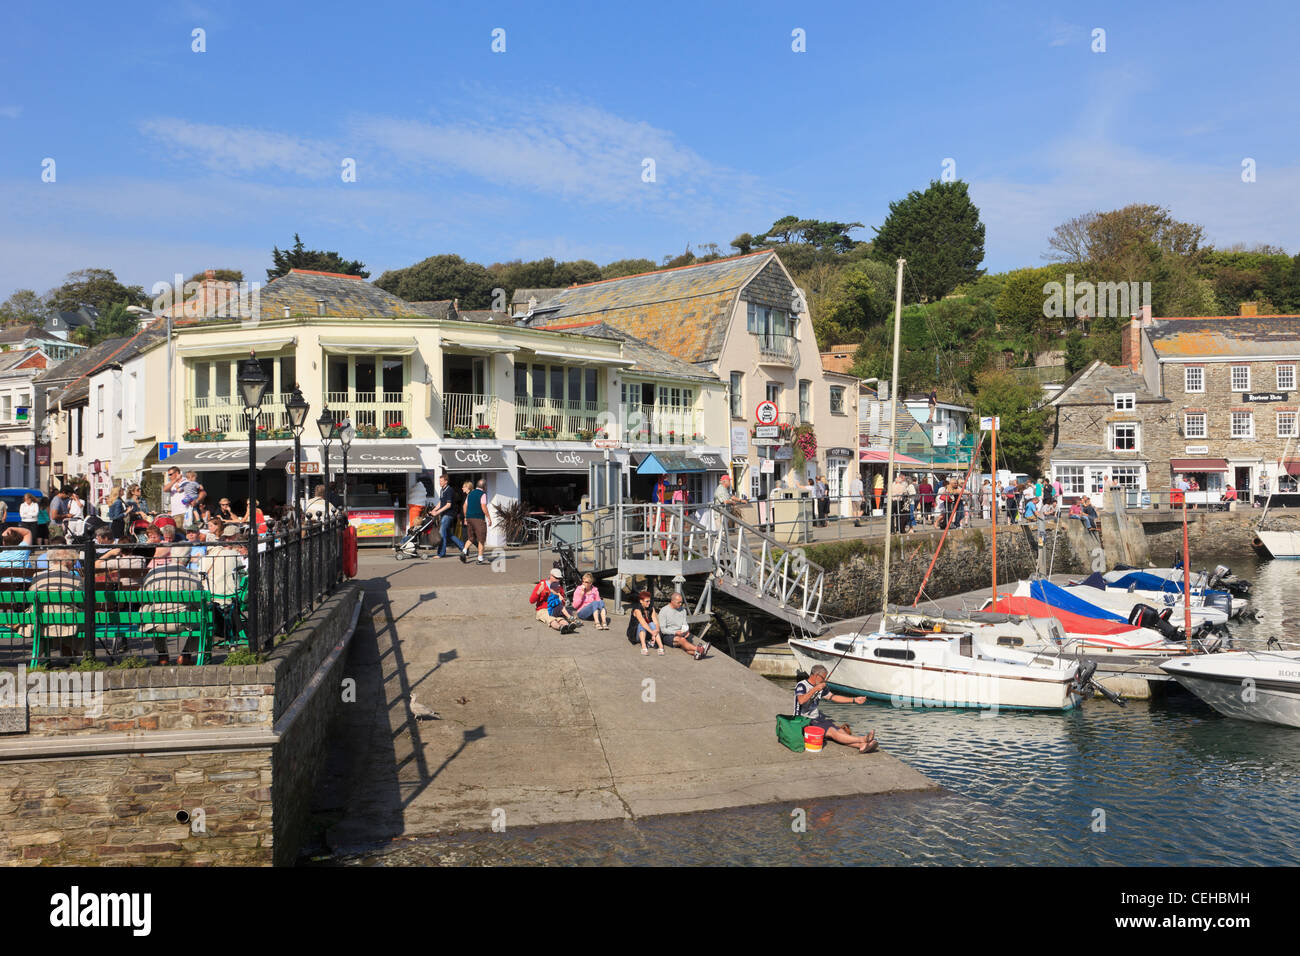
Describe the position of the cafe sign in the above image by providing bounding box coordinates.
[1244,392,1288,403]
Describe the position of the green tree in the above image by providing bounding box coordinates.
[45,268,147,313]
[996,265,1069,342]
[872,181,986,301]
[1064,330,1089,374]
[373,254,496,308]
[972,369,1050,473]
[95,302,139,340]
[185,269,245,284]
[600,258,657,279]
[0,289,52,326]
[267,234,369,281]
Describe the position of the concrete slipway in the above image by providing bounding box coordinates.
[310,551,937,853]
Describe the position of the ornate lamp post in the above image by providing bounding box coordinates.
[286,386,310,526]
[237,354,270,650]
[339,417,355,514]
[317,407,336,513]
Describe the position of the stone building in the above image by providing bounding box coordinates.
[1047,313,1300,503]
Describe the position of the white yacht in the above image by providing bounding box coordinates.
[1160,650,1300,728]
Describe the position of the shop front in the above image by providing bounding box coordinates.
[1169,458,1225,506]
[323,443,423,545]
[631,452,709,507]
[517,447,605,514]
[824,446,855,517]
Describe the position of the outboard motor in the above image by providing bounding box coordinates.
[1209,564,1251,598]
[1128,604,1182,641]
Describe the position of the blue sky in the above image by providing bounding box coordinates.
[2,0,1298,302]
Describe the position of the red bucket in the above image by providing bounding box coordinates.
[803,725,825,752]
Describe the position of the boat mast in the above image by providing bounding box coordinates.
[880,258,905,632]
[1258,432,1294,530]
[991,416,998,605]
[1182,488,1192,648]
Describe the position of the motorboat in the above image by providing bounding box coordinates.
[1101,569,1239,618]
[981,591,1223,659]
[1036,574,1229,628]
[788,627,1089,712]
[1160,649,1300,728]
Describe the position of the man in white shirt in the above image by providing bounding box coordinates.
[660,591,710,660]
[163,467,187,520]
[849,473,865,526]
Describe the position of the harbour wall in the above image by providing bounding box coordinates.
[0,583,362,866]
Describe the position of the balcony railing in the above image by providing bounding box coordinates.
[620,404,702,444]
[324,391,412,433]
[185,392,297,436]
[755,332,799,366]
[516,398,603,440]
[439,391,499,437]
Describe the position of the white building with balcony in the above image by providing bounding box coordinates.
[152,269,726,532]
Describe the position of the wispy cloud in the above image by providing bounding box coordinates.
[0,106,21,120]
[1044,19,1086,48]
[138,118,338,178]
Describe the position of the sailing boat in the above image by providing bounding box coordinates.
[787,259,1089,711]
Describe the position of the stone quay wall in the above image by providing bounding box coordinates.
[0,583,362,867]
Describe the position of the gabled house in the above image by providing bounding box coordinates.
[33,337,133,490]
[0,348,51,487]
[524,251,860,509]
[45,305,98,342]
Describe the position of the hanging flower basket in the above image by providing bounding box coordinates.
[793,424,817,469]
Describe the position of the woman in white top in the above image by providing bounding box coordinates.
[19,493,39,539]
[68,492,84,520]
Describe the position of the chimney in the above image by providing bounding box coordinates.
[316,299,326,316]
[1121,315,1142,371]
[205,269,215,281]
[1240,301,1258,317]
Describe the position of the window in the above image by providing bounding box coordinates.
[1231,410,1254,438]
[0,395,10,423]
[1184,367,1204,393]
[1231,366,1251,392]
[1279,412,1298,438]
[1111,466,1142,488]
[766,382,780,406]
[1111,423,1138,451]
[798,380,811,423]
[1279,366,1296,391]
[1113,392,1135,411]
[97,384,104,437]
[1281,474,1299,494]
[830,386,845,414]
[730,372,743,418]
[1184,412,1207,439]
[1055,465,1085,495]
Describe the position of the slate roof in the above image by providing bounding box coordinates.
[406,300,456,319]
[542,322,721,384]
[1146,315,1300,359]
[46,306,98,334]
[0,324,68,346]
[0,348,47,374]
[35,337,134,405]
[511,288,565,309]
[1049,361,1165,406]
[258,269,424,319]
[525,251,776,364]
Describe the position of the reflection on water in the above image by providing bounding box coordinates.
[315,552,1300,866]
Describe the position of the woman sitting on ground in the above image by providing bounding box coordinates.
[628,590,664,656]
[572,573,609,630]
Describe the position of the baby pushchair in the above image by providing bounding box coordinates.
[394,505,438,560]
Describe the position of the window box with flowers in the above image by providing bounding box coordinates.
[183,427,226,442]
[453,425,497,439]
[267,426,295,440]
[576,428,607,442]
[383,422,411,438]
[356,423,382,440]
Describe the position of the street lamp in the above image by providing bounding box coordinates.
[286,386,310,527]
[338,417,355,513]
[237,353,270,652]
[317,407,336,513]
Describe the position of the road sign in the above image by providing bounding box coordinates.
[754,425,780,439]
[286,461,322,475]
[751,438,781,446]
[159,442,179,461]
[593,438,621,449]
[755,400,779,425]
[979,416,1000,431]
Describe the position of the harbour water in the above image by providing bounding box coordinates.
[317,550,1300,866]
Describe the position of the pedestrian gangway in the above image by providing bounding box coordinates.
[537,503,828,635]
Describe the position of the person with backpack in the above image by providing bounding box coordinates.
[529,568,575,633]
[626,590,665,656]
[431,472,468,561]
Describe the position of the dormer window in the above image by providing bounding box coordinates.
[1113,392,1135,411]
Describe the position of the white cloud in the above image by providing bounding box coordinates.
[0,106,21,120]
[138,118,338,178]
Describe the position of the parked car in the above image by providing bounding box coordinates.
[0,487,43,524]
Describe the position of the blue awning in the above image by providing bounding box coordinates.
[636,453,707,475]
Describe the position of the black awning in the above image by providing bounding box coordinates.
[324,443,424,473]
[151,443,295,472]
[443,446,509,472]
[519,449,598,473]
